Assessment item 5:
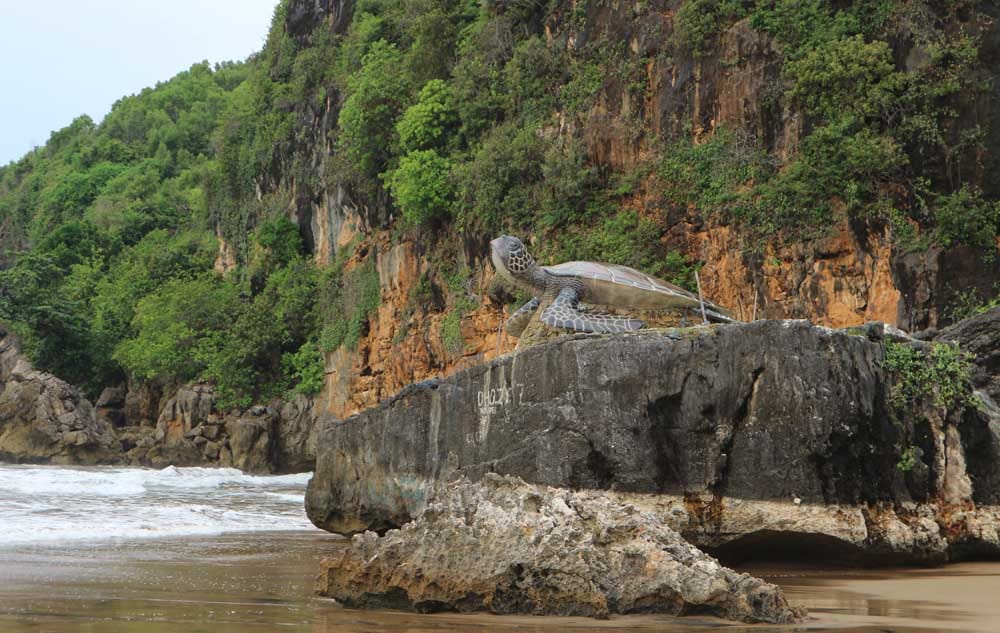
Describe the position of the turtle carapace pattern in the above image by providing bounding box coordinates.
[490,235,735,336]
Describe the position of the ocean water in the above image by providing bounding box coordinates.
[0,463,314,544]
[1,464,998,631]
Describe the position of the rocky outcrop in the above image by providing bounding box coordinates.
[0,324,320,473]
[317,474,803,623]
[0,327,120,464]
[306,319,1000,564]
[123,387,323,474]
[936,307,1000,514]
[94,385,126,428]
[274,394,321,473]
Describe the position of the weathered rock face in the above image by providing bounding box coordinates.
[0,326,320,473]
[319,238,517,419]
[125,387,322,474]
[317,474,803,623]
[0,328,120,464]
[274,394,322,473]
[937,307,1000,513]
[937,307,1000,401]
[156,384,215,445]
[306,319,1000,564]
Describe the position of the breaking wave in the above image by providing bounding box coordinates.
[0,464,314,545]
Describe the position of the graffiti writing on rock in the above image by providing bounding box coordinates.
[477,384,523,410]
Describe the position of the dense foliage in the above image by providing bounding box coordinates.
[1,0,997,406]
[0,61,323,405]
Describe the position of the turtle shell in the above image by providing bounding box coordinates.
[544,261,721,311]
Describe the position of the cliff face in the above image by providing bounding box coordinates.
[306,313,1000,564]
[244,0,1000,420]
[5,0,994,475]
[316,237,515,418]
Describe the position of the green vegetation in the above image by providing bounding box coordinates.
[282,341,325,396]
[318,258,381,353]
[436,262,478,355]
[674,0,746,58]
[0,57,325,405]
[397,79,458,153]
[884,341,978,413]
[339,41,410,179]
[933,186,1000,252]
[440,308,466,354]
[0,62,246,393]
[667,0,997,250]
[884,339,977,477]
[946,287,1000,322]
[386,149,454,227]
[1,0,997,409]
[896,446,919,473]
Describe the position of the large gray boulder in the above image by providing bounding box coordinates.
[0,327,120,464]
[306,319,999,563]
[317,474,803,623]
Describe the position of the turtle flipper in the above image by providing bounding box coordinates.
[541,288,644,333]
[506,297,540,337]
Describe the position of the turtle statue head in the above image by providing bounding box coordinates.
[490,235,536,285]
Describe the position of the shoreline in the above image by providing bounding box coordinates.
[2,530,999,632]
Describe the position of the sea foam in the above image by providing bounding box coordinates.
[0,464,315,545]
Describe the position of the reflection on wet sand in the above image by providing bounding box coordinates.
[1,531,998,632]
[756,563,1000,632]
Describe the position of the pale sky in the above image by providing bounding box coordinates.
[0,0,279,165]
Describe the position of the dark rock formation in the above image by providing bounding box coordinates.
[0,326,120,464]
[95,385,127,428]
[122,378,167,428]
[287,0,354,40]
[937,306,1000,401]
[938,307,1000,512]
[306,319,1000,563]
[317,474,803,623]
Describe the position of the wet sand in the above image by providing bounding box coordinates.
[757,562,1000,632]
[1,531,998,632]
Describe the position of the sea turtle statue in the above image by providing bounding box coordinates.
[490,235,734,336]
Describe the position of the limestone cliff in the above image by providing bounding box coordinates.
[6,0,997,484]
[236,0,1000,420]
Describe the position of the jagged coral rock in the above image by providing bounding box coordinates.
[317,475,804,623]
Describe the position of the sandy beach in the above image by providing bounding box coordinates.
[2,529,1000,632]
[2,464,997,632]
